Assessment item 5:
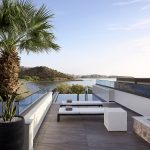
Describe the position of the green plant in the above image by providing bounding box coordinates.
[71,84,85,94]
[1,87,19,121]
[71,84,85,100]
[23,75,33,81]
[1,83,31,121]
[56,84,86,100]
[32,76,40,81]
[56,84,71,94]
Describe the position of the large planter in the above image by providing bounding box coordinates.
[0,116,25,150]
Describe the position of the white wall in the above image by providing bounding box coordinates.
[23,92,53,150]
[93,85,114,102]
[114,90,150,116]
[93,85,150,116]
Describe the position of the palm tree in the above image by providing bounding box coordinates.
[0,0,59,121]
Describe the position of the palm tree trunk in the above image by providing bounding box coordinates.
[0,50,20,101]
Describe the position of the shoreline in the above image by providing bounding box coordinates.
[17,80,32,100]
[19,78,84,83]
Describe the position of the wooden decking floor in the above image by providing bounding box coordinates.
[34,104,150,150]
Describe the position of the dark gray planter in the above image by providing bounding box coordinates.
[0,116,25,150]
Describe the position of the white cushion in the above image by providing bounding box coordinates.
[61,100,102,105]
[79,108,104,114]
[59,107,79,114]
[58,107,104,115]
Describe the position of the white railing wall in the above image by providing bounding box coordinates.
[93,85,150,116]
[93,85,114,102]
[23,91,53,150]
[113,90,150,116]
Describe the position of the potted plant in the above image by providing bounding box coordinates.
[0,0,59,149]
[0,87,25,150]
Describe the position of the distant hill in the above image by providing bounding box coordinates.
[80,74,134,79]
[19,66,73,81]
[80,74,107,78]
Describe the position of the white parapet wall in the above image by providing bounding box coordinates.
[23,91,53,150]
[113,90,150,116]
[93,85,150,116]
[92,85,114,102]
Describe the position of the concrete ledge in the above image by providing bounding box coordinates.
[23,92,53,150]
[23,119,33,150]
[133,116,150,143]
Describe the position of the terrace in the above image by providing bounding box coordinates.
[33,102,150,150]
[14,78,150,150]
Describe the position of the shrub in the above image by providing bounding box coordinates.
[32,76,40,81]
[56,84,86,95]
[56,84,71,94]
[70,84,85,94]
[23,75,32,81]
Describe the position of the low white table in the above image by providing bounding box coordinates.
[104,108,127,131]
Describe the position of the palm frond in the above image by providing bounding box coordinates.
[0,0,60,53]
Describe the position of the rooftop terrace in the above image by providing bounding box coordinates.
[34,103,150,150]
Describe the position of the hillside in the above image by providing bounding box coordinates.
[19,66,73,81]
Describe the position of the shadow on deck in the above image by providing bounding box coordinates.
[34,103,150,150]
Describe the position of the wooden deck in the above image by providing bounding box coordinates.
[34,103,150,150]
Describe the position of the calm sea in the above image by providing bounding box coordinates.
[26,78,97,92]
[26,78,116,93]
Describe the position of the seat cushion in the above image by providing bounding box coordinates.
[59,107,79,114]
[79,108,104,114]
[61,100,102,105]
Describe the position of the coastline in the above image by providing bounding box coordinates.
[17,80,32,100]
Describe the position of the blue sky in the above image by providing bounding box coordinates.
[20,0,150,77]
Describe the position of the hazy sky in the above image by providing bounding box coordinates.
[20,0,150,77]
